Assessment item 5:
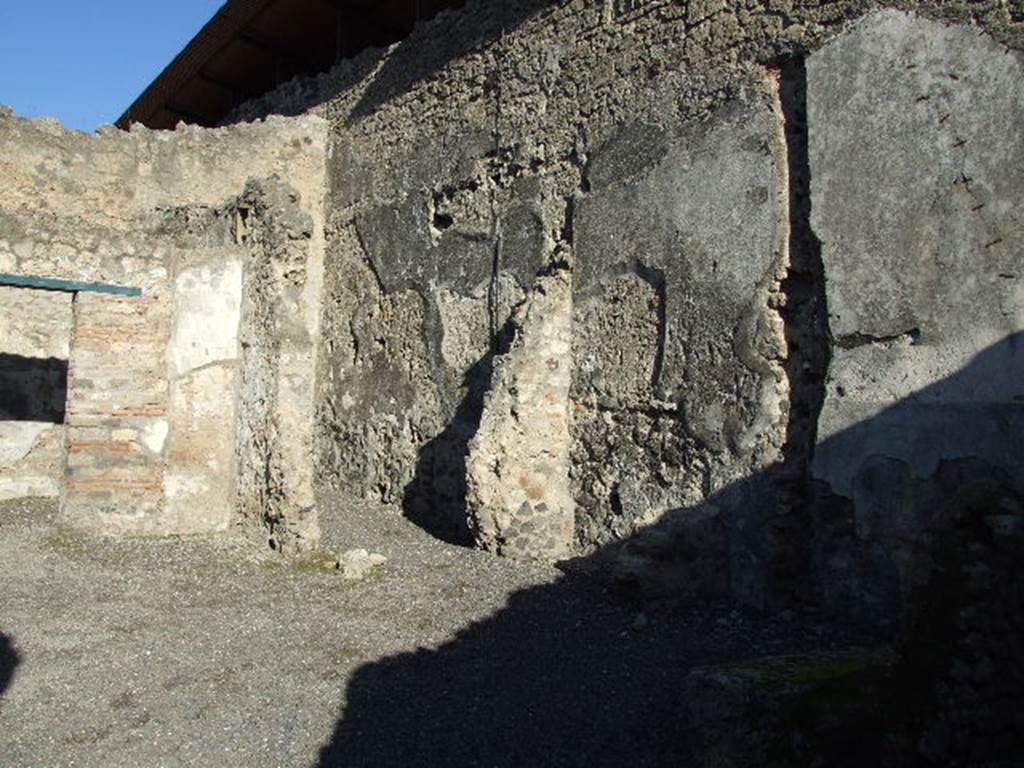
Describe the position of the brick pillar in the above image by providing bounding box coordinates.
[62,292,172,533]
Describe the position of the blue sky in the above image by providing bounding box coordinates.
[0,1,224,131]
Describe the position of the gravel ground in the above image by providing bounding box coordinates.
[1,497,864,767]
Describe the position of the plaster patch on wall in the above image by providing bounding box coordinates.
[162,358,237,531]
[140,419,169,454]
[163,471,212,501]
[169,258,243,377]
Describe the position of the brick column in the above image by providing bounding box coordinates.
[62,292,172,533]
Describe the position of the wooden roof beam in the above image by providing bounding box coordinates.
[316,0,411,39]
[237,29,326,71]
[164,103,214,125]
[196,71,262,101]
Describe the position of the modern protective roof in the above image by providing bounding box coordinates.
[117,0,463,130]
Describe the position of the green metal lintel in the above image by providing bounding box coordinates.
[0,273,143,297]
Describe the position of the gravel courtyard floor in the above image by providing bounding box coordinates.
[1,498,857,767]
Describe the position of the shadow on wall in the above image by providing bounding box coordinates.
[619,331,1024,623]
[810,332,1024,626]
[401,318,517,546]
[344,0,562,125]
[316,333,1024,767]
[0,354,67,423]
[225,0,563,125]
[0,632,18,699]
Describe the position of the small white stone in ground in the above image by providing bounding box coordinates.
[338,549,387,580]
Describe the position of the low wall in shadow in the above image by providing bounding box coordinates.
[317,333,1024,766]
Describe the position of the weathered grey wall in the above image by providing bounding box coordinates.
[291,1,1024,618]
[807,11,1024,623]
[0,112,328,540]
[308,0,810,569]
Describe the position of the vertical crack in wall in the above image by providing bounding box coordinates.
[488,214,504,343]
[632,261,668,396]
[766,59,833,605]
[486,1,509,346]
[402,13,515,545]
[777,59,831,474]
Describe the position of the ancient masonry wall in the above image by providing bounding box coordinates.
[1,0,1021,632]
[0,113,328,539]
[282,0,1024,622]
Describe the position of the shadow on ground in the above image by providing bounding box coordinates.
[317,578,769,767]
[317,333,1024,766]
[0,631,19,698]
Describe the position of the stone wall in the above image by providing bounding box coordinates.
[2,0,1021,632]
[807,11,1024,625]
[467,266,576,559]
[0,112,328,539]
[285,1,1024,621]
[235,177,327,552]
